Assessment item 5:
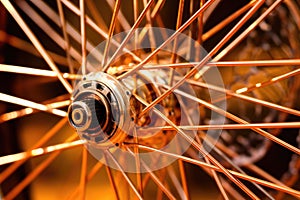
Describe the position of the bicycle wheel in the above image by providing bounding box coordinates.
[0,0,300,199]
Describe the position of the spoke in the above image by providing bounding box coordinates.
[167,85,300,155]
[187,142,274,200]
[200,130,284,199]
[138,122,300,132]
[57,0,75,74]
[85,0,108,33]
[142,0,157,52]
[29,0,96,61]
[125,147,176,200]
[134,94,260,199]
[202,0,256,41]
[234,67,300,94]
[0,93,67,117]
[3,134,81,200]
[150,0,165,19]
[163,66,299,115]
[0,118,67,184]
[132,127,143,196]
[133,0,139,51]
[0,64,80,79]
[285,0,300,30]
[143,59,300,69]
[178,95,231,200]
[106,0,131,31]
[79,148,88,200]
[134,144,300,198]
[155,168,168,200]
[104,154,120,200]
[167,166,187,200]
[0,139,84,166]
[214,0,283,61]
[1,0,73,93]
[0,98,70,123]
[67,161,105,200]
[206,159,230,200]
[0,31,70,67]
[60,0,142,63]
[16,0,82,63]
[102,0,121,70]
[169,0,185,85]
[105,150,143,200]
[183,80,300,117]
[117,0,215,80]
[103,0,155,70]
[138,0,264,116]
[80,0,87,75]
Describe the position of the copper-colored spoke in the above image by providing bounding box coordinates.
[138,0,264,117]
[106,0,131,31]
[57,0,75,75]
[207,159,229,200]
[0,64,80,79]
[176,159,189,200]
[1,0,73,93]
[79,148,88,200]
[142,0,157,52]
[117,0,216,80]
[3,134,81,200]
[194,132,278,199]
[169,0,185,86]
[285,0,300,30]
[168,86,300,155]
[214,0,283,61]
[177,95,229,199]
[184,80,300,117]
[105,150,143,200]
[0,98,70,123]
[135,144,300,198]
[186,147,257,200]
[102,0,121,71]
[133,0,139,51]
[80,0,87,75]
[0,139,84,166]
[174,66,299,113]
[150,0,165,19]
[143,59,300,69]
[202,0,256,41]
[103,0,155,70]
[235,67,300,94]
[16,0,82,63]
[0,31,70,67]
[104,154,120,200]
[134,94,260,199]
[197,0,205,46]
[167,165,187,199]
[132,127,143,196]
[125,147,176,200]
[67,161,105,200]
[155,168,168,200]
[29,0,96,60]
[138,122,300,133]
[0,118,67,184]
[0,93,67,117]
[85,0,108,33]
[60,0,142,63]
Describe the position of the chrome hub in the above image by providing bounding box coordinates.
[68,72,131,147]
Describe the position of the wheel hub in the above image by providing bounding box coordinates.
[68,72,131,147]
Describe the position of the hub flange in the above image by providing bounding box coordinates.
[68,72,131,148]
